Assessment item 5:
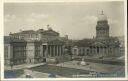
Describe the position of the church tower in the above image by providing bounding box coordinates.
[96,11,109,40]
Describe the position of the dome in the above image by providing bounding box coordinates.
[98,11,107,21]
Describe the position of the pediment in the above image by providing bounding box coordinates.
[92,42,105,46]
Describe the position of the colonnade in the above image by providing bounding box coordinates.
[90,46,109,56]
[41,45,64,57]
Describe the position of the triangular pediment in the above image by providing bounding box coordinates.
[42,30,59,36]
[92,42,105,46]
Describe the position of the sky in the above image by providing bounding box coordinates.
[4,1,124,39]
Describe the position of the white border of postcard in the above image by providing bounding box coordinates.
[0,0,127,80]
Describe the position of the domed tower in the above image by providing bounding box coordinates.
[96,11,109,40]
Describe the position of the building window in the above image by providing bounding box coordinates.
[110,48,112,53]
[74,49,77,55]
[97,47,99,53]
[86,49,89,55]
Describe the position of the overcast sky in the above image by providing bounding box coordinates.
[4,2,124,39]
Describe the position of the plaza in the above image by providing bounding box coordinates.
[4,59,125,78]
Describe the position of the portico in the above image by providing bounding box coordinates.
[41,39,64,58]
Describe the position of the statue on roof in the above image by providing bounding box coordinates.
[47,24,52,30]
[101,10,104,15]
[98,10,107,21]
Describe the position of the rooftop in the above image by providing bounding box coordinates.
[4,36,26,44]
[10,28,59,36]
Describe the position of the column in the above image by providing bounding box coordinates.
[45,45,48,58]
[106,47,108,56]
[52,45,54,57]
[95,46,97,55]
[53,45,56,57]
[54,45,56,56]
[104,47,106,56]
[111,47,113,56]
[101,47,103,57]
[62,45,64,55]
[48,45,50,57]
[56,45,59,56]
[58,45,60,56]
[52,45,54,56]
[49,45,51,57]
[93,47,95,54]
[51,45,53,57]
[90,47,91,55]
[55,45,57,56]
[104,47,106,55]
[102,47,104,56]
[97,47,98,56]
[94,46,96,55]
[59,45,61,56]
[99,47,101,56]
[92,47,93,54]
[92,47,93,55]
[41,45,43,57]
[100,47,102,56]
[97,47,99,55]
[44,45,46,57]
[108,47,110,56]
[43,45,45,57]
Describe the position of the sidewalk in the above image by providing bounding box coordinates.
[5,63,46,70]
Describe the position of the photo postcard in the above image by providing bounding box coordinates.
[1,0,127,80]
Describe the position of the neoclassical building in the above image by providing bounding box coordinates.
[4,27,66,65]
[72,11,122,58]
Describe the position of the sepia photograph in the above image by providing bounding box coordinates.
[2,0,127,79]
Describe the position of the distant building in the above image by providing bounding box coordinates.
[72,11,122,58]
